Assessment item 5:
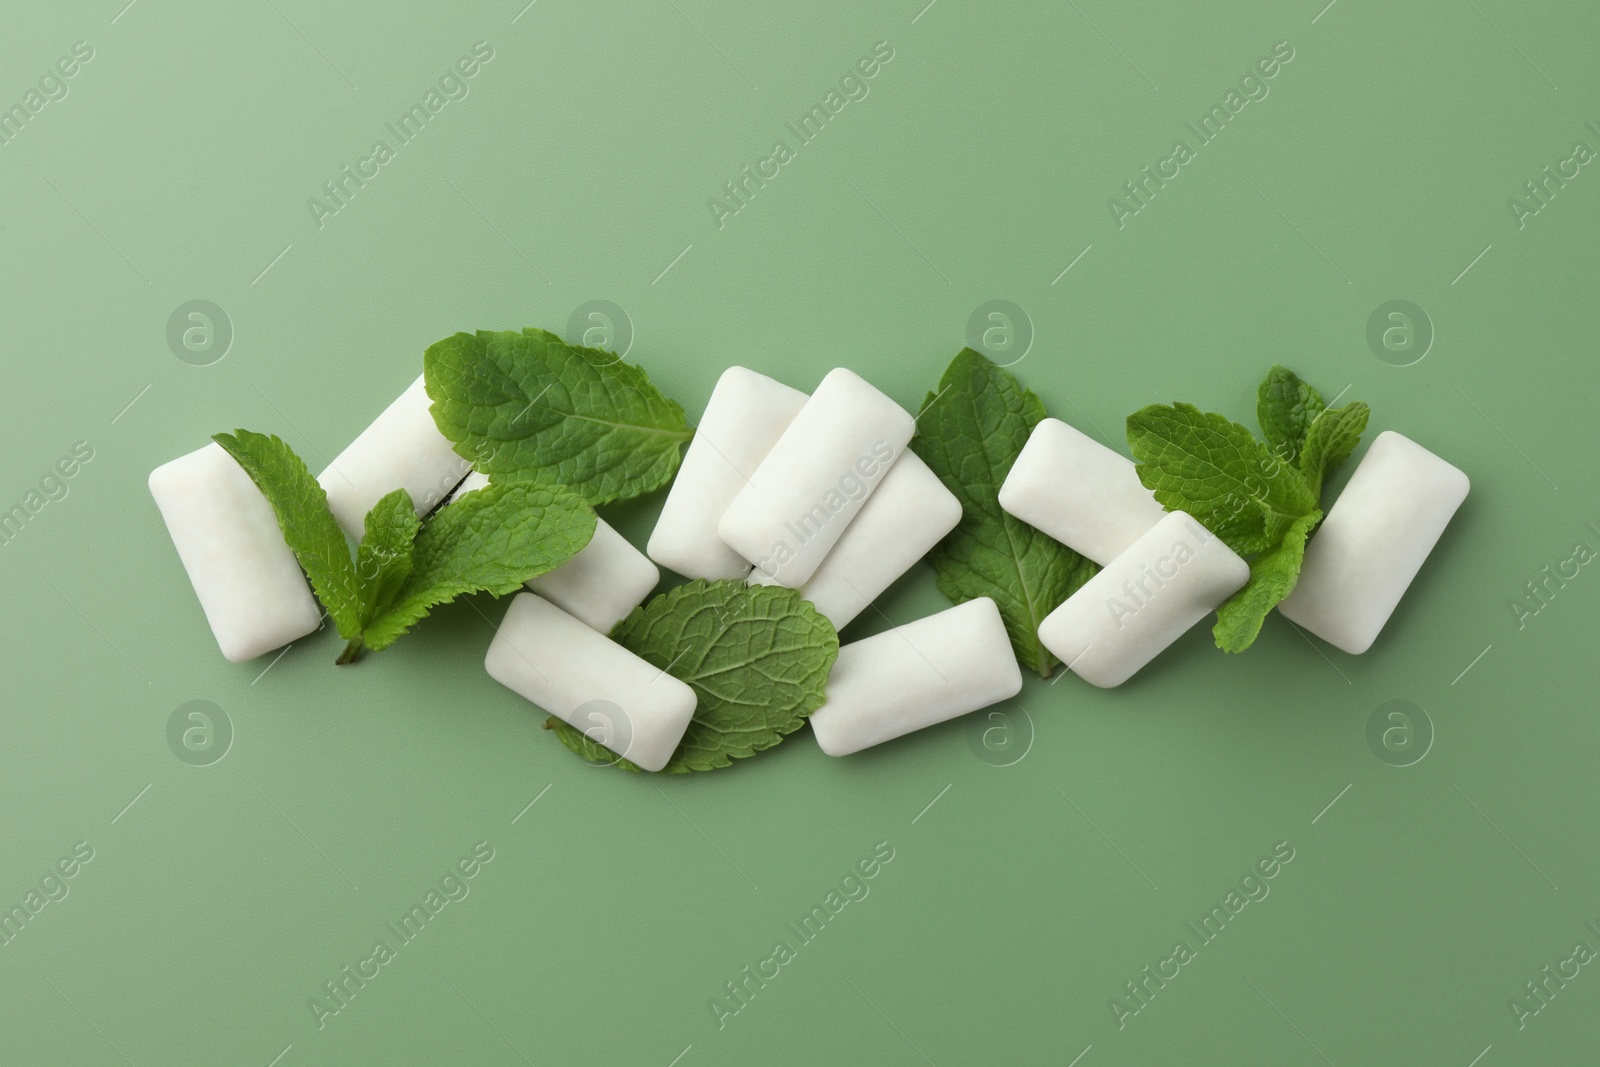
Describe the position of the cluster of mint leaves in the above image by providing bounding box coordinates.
[911,355,1368,668]
[217,325,693,665]
[911,349,1100,678]
[1126,366,1370,652]
[220,324,838,773]
[215,430,596,664]
[216,334,1362,768]
[418,328,840,774]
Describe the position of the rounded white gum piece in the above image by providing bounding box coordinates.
[718,368,914,588]
[485,593,695,772]
[318,374,472,538]
[148,443,323,663]
[1038,510,1249,687]
[750,451,960,630]
[998,417,1167,566]
[448,472,657,634]
[528,521,657,634]
[809,598,1022,757]
[1277,430,1469,654]
[647,366,808,581]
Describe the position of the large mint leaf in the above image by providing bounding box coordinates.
[424,327,692,505]
[1256,365,1325,464]
[910,348,1098,678]
[1126,402,1317,557]
[547,581,838,773]
[213,429,360,638]
[362,482,595,650]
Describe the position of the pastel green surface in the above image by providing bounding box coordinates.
[2,0,1596,1063]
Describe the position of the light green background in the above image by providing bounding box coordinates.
[2,0,1596,1063]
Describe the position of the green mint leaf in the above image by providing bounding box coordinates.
[424,327,693,505]
[1256,365,1325,464]
[549,581,838,773]
[1126,402,1317,557]
[355,489,419,628]
[911,348,1099,678]
[544,717,646,771]
[619,581,837,773]
[212,429,361,639]
[1213,509,1322,652]
[1299,402,1370,500]
[363,482,595,650]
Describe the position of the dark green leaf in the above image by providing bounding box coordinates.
[548,581,838,773]
[911,348,1099,677]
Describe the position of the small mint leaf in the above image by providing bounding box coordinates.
[1299,402,1370,500]
[213,429,361,639]
[1256,365,1325,464]
[355,489,419,628]
[363,482,594,650]
[1214,509,1322,652]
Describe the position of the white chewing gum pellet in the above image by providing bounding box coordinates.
[485,593,695,772]
[647,367,808,580]
[449,472,657,633]
[750,452,961,629]
[718,368,914,587]
[998,417,1167,566]
[1277,431,1469,655]
[318,375,471,538]
[149,443,323,663]
[527,521,657,634]
[810,598,1022,756]
[1038,510,1248,688]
